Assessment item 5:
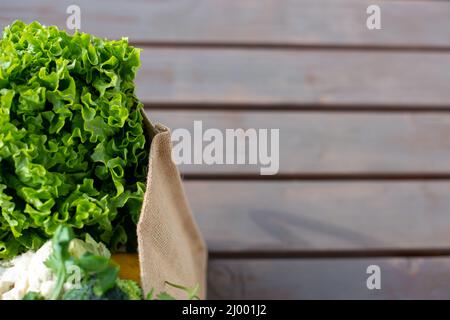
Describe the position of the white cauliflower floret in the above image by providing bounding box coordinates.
[26,242,54,299]
[39,281,56,299]
[0,241,57,300]
[0,233,108,300]
[0,251,34,299]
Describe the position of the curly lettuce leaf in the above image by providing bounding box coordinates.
[0,21,149,259]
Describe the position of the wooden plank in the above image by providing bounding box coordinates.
[208,258,450,299]
[137,49,450,107]
[184,181,450,252]
[2,0,450,48]
[149,110,450,174]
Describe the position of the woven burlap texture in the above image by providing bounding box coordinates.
[137,119,207,300]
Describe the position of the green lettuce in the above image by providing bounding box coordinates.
[0,21,149,259]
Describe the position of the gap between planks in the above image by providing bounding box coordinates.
[144,104,450,112]
[209,249,450,260]
[180,173,450,181]
[130,41,450,53]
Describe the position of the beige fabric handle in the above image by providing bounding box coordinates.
[137,116,207,300]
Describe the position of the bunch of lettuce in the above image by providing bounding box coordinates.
[0,21,149,260]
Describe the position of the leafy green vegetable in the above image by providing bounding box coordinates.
[46,225,119,299]
[165,281,200,300]
[22,292,45,300]
[75,253,119,296]
[23,226,199,300]
[69,233,110,260]
[63,278,128,300]
[0,21,150,259]
[44,225,75,299]
[116,279,142,300]
[145,282,200,300]
[155,291,176,300]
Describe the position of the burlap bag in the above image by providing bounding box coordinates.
[136,112,207,300]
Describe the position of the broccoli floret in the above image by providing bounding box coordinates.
[22,292,45,300]
[116,279,142,300]
[63,279,128,300]
[62,286,92,300]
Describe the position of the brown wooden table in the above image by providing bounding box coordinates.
[3,0,450,299]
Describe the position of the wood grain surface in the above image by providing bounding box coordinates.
[184,181,450,252]
[149,110,450,174]
[137,49,450,107]
[208,258,450,299]
[3,0,450,299]
[2,0,450,48]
